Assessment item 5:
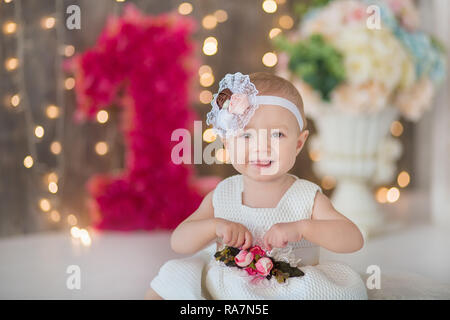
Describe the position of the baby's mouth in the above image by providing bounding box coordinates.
[249,160,273,168]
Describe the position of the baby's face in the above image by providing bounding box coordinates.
[225,104,308,182]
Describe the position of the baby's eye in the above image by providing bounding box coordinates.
[240,132,252,139]
[271,131,284,138]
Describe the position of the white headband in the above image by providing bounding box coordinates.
[206,72,303,138]
[254,95,304,132]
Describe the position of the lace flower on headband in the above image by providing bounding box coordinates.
[206,72,259,138]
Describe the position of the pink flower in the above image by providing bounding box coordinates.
[255,257,273,277]
[228,93,250,115]
[234,250,255,267]
[244,267,257,276]
[249,245,266,257]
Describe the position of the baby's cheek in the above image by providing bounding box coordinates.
[278,144,297,170]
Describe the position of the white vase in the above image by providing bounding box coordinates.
[309,106,401,239]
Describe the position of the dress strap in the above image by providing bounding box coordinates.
[280,178,323,221]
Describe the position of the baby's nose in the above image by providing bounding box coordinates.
[249,134,272,157]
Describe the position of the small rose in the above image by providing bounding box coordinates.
[228,93,250,115]
[234,250,255,267]
[249,245,266,257]
[244,267,257,276]
[255,257,273,277]
[216,88,233,109]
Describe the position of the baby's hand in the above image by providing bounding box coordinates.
[215,218,252,250]
[263,221,302,251]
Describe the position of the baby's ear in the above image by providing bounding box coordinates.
[296,130,309,155]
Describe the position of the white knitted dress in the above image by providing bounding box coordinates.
[150,175,368,300]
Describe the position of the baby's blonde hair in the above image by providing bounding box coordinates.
[249,72,307,131]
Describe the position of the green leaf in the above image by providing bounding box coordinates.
[273,33,346,101]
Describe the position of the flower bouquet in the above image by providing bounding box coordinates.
[214,245,304,284]
[274,0,447,237]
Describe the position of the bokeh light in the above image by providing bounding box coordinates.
[199,90,213,104]
[203,128,217,143]
[202,15,217,29]
[390,121,404,137]
[46,104,59,119]
[262,0,277,13]
[178,2,193,15]
[95,142,108,155]
[279,15,294,29]
[397,171,410,188]
[23,155,33,168]
[262,52,278,67]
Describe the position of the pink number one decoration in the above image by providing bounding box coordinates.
[69,5,217,231]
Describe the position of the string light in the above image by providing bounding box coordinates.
[70,226,81,238]
[178,2,193,15]
[64,77,75,90]
[375,187,388,203]
[390,120,403,137]
[49,210,61,222]
[79,229,92,246]
[203,37,218,56]
[202,15,218,29]
[64,45,75,57]
[5,57,19,71]
[41,16,56,29]
[39,198,51,212]
[198,65,213,76]
[262,52,278,67]
[262,0,277,13]
[387,187,400,203]
[67,214,78,226]
[202,128,217,143]
[50,141,62,155]
[4,0,13,3]
[279,15,294,29]
[200,72,214,87]
[95,141,108,155]
[46,104,59,119]
[214,10,228,22]
[34,125,44,138]
[23,155,34,168]
[70,226,92,246]
[269,28,282,39]
[397,171,410,188]
[46,172,58,183]
[11,94,20,107]
[3,21,17,34]
[199,90,213,104]
[48,181,58,194]
[96,110,109,124]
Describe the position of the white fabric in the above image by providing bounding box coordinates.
[255,95,304,131]
[150,175,368,300]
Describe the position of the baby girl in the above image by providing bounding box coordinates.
[147,72,368,300]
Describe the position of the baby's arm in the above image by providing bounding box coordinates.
[170,190,253,255]
[170,191,217,254]
[300,192,364,253]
